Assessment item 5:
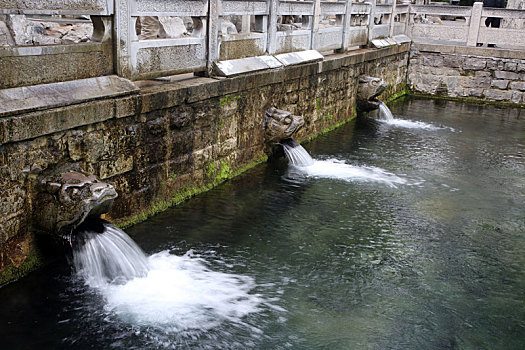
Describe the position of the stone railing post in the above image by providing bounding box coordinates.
[207,0,221,74]
[467,2,483,46]
[367,0,376,44]
[114,0,133,78]
[389,0,397,37]
[311,0,321,49]
[340,0,355,52]
[267,0,278,54]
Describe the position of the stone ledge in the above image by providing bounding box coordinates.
[413,43,525,60]
[0,75,139,118]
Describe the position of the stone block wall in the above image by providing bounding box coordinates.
[0,44,409,284]
[408,44,525,105]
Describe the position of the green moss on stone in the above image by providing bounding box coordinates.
[219,95,239,106]
[0,248,42,287]
[118,153,268,228]
[411,91,525,108]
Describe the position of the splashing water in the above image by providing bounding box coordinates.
[72,220,267,333]
[282,142,314,167]
[282,142,406,187]
[377,101,444,130]
[73,223,149,287]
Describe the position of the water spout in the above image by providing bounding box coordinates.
[73,219,149,287]
[378,101,394,121]
[281,140,314,167]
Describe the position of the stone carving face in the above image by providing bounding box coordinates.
[356,76,388,112]
[34,171,118,237]
[264,107,305,145]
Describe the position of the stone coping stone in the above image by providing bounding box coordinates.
[371,39,396,49]
[393,35,412,45]
[214,56,283,77]
[274,50,324,67]
[0,75,139,118]
[413,43,525,60]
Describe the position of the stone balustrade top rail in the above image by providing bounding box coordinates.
[0,1,524,88]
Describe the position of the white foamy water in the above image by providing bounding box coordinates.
[102,250,264,331]
[287,159,407,188]
[73,223,266,333]
[377,101,445,130]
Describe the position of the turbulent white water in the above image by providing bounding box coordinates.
[282,142,406,187]
[377,101,442,130]
[74,224,149,287]
[73,223,265,333]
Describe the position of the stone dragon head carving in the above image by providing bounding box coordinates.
[264,107,305,146]
[34,169,118,237]
[356,76,388,112]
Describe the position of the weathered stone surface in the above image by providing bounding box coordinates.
[483,89,514,100]
[463,58,486,70]
[0,42,113,89]
[443,56,462,68]
[494,70,520,80]
[511,91,523,103]
[0,75,139,118]
[505,62,518,71]
[0,0,111,14]
[509,81,525,91]
[423,55,444,67]
[487,59,505,71]
[492,80,509,89]
[409,45,525,105]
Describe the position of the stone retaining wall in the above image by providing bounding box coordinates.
[0,44,409,284]
[408,44,525,105]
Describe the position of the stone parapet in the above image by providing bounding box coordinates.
[408,44,525,105]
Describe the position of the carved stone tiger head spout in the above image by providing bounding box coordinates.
[264,107,304,145]
[34,166,118,237]
[356,76,388,112]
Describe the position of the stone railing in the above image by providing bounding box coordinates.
[0,0,525,87]
[408,2,525,47]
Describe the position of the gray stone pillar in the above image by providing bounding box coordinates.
[467,2,483,47]
[207,0,220,75]
[311,0,321,49]
[267,0,278,54]
[115,0,133,78]
[340,0,354,52]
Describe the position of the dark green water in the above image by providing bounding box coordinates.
[1,98,524,349]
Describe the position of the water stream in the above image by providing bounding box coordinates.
[0,98,524,349]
